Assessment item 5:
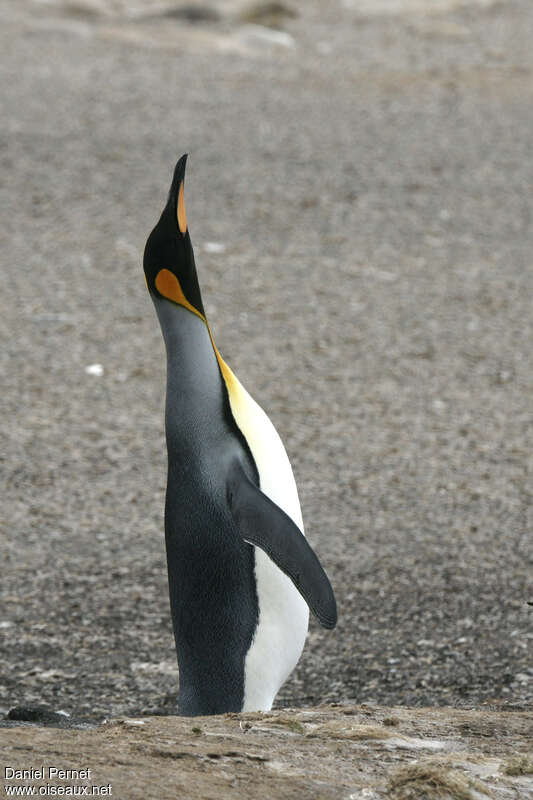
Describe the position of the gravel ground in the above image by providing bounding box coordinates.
[1,0,532,721]
[2,706,532,799]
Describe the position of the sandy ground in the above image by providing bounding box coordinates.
[1,0,532,723]
[2,705,532,799]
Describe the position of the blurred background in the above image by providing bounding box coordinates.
[1,0,532,720]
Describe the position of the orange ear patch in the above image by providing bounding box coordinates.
[177,181,187,234]
[155,269,204,321]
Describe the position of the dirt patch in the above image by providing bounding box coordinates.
[1,0,533,729]
[2,705,531,799]
[388,763,489,800]
[502,755,533,777]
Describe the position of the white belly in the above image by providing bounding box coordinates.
[243,546,309,711]
[212,344,310,710]
[243,407,309,711]
[217,364,309,710]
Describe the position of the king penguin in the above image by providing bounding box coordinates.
[143,155,337,716]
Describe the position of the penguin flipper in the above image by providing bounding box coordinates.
[228,462,337,629]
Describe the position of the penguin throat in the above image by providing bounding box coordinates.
[155,269,240,400]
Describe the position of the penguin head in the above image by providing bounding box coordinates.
[143,154,206,319]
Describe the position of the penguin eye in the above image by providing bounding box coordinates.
[177,180,187,235]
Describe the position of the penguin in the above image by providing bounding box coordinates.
[143,155,337,716]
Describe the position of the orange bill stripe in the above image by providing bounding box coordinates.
[177,181,187,234]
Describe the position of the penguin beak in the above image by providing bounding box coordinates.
[165,153,188,236]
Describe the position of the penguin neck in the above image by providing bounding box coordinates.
[154,297,226,452]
